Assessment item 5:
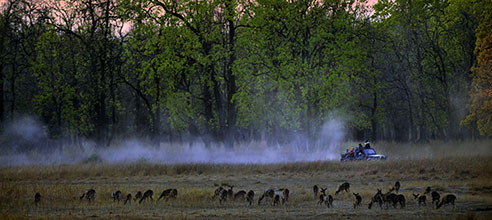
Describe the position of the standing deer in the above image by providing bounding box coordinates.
[246,190,255,206]
[368,189,384,209]
[80,189,96,203]
[335,182,350,195]
[139,190,154,203]
[112,190,122,203]
[413,193,427,206]
[313,185,319,198]
[353,193,362,209]
[431,191,441,208]
[34,193,41,207]
[318,188,333,208]
[389,181,401,193]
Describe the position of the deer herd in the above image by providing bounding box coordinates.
[33,180,457,211]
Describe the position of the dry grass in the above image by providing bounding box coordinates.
[1,141,492,219]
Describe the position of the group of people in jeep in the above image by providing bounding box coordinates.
[343,140,371,158]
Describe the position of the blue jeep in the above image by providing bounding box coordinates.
[340,148,387,161]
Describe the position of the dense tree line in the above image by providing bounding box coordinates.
[0,0,491,148]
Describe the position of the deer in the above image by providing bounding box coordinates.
[80,189,96,203]
[227,186,234,200]
[246,190,255,206]
[318,188,334,208]
[34,192,41,207]
[158,188,178,201]
[335,182,350,195]
[313,185,319,198]
[368,189,384,209]
[394,194,406,208]
[134,191,142,202]
[437,194,456,209]
[353,193,362,209]
[139,190,154,203]
[389,181,401,194]
[112,190,122,203]
[431,191,441,208]
[413,193,427,206]
[234,190,247,201]
[124,194,132,205]
[258,188,275,205]
[279,188,290,205]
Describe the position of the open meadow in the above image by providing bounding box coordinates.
[1,141,492,219]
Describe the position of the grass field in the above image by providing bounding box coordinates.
[1,141,492,219]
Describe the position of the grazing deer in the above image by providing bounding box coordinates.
[112,190,122,203]
[318,188,333,208]
[335,182,350,195]
[227,186,234,200]
[34,192,41,207]
[353,193,362,209]
[394,194,406,208]
[313,185,319,198]
[124,194,132,205]
[368,189,384,209]
[437,194,456,209]
[158,188,178,201]
[234,190,247,201]
[246,190,255,206]
[413,193,427,206]
[134,191,142,202]
[389,181,401,193]
[139,190,154,203]
[258,189,275,205]
[383,192,397,209]
[213,186,224,199]
[80,189,96,203]
[431,191,441,208]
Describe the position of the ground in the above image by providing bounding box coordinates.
[1,141,492,219]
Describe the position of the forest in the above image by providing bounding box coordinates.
[0,0,491,149]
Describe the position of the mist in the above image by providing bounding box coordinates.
[0,117,347,166]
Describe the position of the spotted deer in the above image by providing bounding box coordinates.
[258,188,275,205]
[318,188,334,208]
[389,181,401,194]
[80,189,96,203]
[313,185,319,198]
[437,194,456,209]
[431,191,441,208]
[139,190,154,203]
[134,191,142,202]
[246,190,255,205]
[335,182,350,195]
[234,190,247,201]
[34,192,41,207]
[353,193,362,209]
[124,193,132,205]
[158,188,178,201]
[112,190,122,203]
[368,189,384,209]
[413,193,427,206]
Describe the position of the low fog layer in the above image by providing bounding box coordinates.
[0,118,346,166]
[2,117,492,166]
